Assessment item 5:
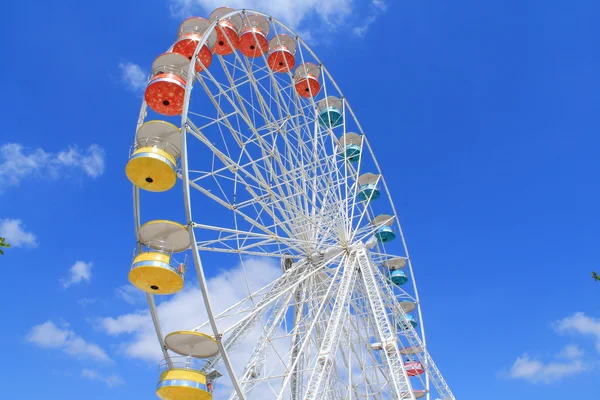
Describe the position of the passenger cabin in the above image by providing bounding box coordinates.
[357,173,381,202]
[294,62,321,98]
[209,7,242,55]
[157,356,215,400]
[404,360,425,376]
[126,120,182,192]
[267,34,296,72]
[399,300,417,313]
[145,53,190,116]
[128,220,190,295]
[317,96,343,128]
[172,17,217,72]
[398,313,418,330]
[238,15,270,57]
[384,257,407,285]
[371,214,396,243]
[390,270,408,285]
[337,132,362,163]
[401,390,426,399]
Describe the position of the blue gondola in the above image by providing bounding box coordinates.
[398,313,418,330]
[318,106,343,128]
[375,225,395,243]
[358,183,380,201]
[390,269,408,285]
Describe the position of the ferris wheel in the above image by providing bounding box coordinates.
[125,7,455,400]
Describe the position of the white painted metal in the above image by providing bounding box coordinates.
[131,8,455,400]
[304,253,358,399]
[356,248,415,400]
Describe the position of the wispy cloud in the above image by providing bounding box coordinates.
[0,143,105,191]
[61,261,93,288]
[116,284,146,305]
[507,352,587,383]
[558,344,585,359]
[371,0,387,12]
[81,369,125,388]
[352,0,388,37]
[169,0,353,31]
[119,62,147,92]
[0,218,37,247]
[555,312,600,352]
[78,298,98,307]
[26,320,111,362]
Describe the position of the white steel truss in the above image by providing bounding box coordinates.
[357,248,416,400]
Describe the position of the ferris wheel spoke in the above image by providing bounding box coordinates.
[214,35,347,236]
[187,177,298,242]
[211,65,340,244]
[192,222,312,251]
[187,116,325,243]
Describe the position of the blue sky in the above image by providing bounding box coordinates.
[1,0,600,399]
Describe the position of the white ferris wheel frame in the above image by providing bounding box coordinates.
[131,8,454,400]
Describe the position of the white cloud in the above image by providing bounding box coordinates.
[352,0,388,37]
[508,353,587,383]
[0,218,37,247]
[82,369,124,388]
[81,369,125,388]
[26,320,111,362]
[116,284,146,305]
[503,313,600,384]
[78,298,98,307]
[55,146,105,178]
[372,0,387,11]
[169,0,353,30]
[61,261,93,288]
[352,15,376,37]
[555,312,600,352]
[119,62,148,92]
[0,143,105,190]
[558,344,584,360]
[98,258,281,362]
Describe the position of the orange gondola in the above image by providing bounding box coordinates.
[267,34,296,73]
[210,7,242,56]
[144,53,190,116]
